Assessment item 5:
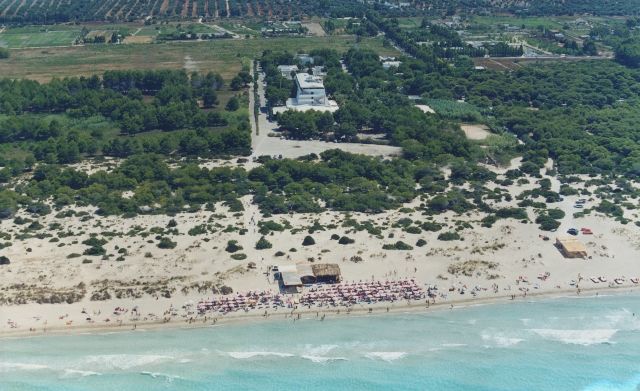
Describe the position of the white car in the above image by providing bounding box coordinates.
[573,204,584,209]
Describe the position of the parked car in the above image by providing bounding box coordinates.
[573,204,584,209]
[567,228,579,235]
[576,199,586,204]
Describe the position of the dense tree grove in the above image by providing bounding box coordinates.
[0,69,252,167]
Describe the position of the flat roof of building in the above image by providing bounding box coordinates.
[296,73,324,89]
[556,236,588,254]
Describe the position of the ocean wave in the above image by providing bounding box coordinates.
[0,362,49,372]
[441,344,467,347]
[530,329,618,346]
[227,352,295,359]
[83,354,174,370]
[364,352,407,362]
[300,356,348,363]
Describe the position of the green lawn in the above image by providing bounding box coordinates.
[0,30,80,48]
[136,28,161,36]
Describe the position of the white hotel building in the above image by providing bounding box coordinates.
[273,73,339,114]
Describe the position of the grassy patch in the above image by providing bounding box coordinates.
[0,30,81,48]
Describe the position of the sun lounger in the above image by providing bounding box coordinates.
[590,277,599,283]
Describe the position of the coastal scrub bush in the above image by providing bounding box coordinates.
[67,253,81,258]
[258,220,286,235]
[188,224,208,236]
[421,221,443,232]
[225,240,243,253]
[231,253,248,260]
[302,235,316,245]
[275,251,285,256]
[404,226,422,234]
[416,239,427,247]
[383,241,414,250]
[82,259,92,264]
[547,209,565,219]
[84,246,106,256]
[0,256,9,265]
[595,201,624,217]
[157,237,178,249]
[255,236,273,250]
[168,219,178,227]
[437,232,461,241]
[535,214,561,231]
[289,248,297,252]
[338,236,355,245]
[330,234,340,240]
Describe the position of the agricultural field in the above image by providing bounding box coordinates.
[0,0,330,23]
[0,29,80,48]
[0,35,398,81]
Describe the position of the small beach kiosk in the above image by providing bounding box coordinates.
[278,263,342,293]
[556,236,588,258]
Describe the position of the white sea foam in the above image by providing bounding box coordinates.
[494,337,525,347]
[141,371,181,379]
[303,345,338,357]
[228,352,295,359]
[83,354,173,370]
[530,329,618,346]
[0,362,49,372]
[300,356,348,363]
[62,369,101,377]
[440,344,467,347]
[179,359,192,363]
[364,352,407,362]
[481,332,525,347]
[141,371,182,385]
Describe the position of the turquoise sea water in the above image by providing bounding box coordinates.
[2,293,640,391]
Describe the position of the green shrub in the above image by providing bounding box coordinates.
[404,226,422,234]
[302,235,316,245]
[535,214,561,231]
[289,247,297,252]
[188,224,208,236]
[157,237,178,249]
[275,251,285,256]
[547,209,565,219]
[437,232,461,241]
[338,236,355,245]
[383,241,414,250]
[330,234,340,240]
[416,239,427,247]
[255,236,272,250]
[83,246,106,256]
[82,259,92,264]
[225,240,243,253]
[67,253,81,258]
[231,253,248,260]
[258,220,286,235]
[421,221,443,232]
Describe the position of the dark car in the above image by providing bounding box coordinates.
[567,228,579,235]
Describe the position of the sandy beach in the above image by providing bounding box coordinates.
[2,158,640,338]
